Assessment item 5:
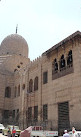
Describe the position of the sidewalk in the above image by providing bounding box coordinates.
[0,133,7,137]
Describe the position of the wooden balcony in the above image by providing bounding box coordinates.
[52,63,74,80]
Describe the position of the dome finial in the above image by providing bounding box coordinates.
[16,24,18,34]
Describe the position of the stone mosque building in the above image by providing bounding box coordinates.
[0,30,81,134]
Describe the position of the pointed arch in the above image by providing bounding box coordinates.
[5,86,11,98]
[18,84,20,96]
[34,76,38,91]
[14,86,17,97]
[67,50,73,66]
[52,58,58,72]
[60,54,65,69]
[29,79,33,93]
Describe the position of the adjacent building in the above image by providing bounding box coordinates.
[0,31,81,135]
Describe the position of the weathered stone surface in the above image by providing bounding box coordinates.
[0,31,81,132]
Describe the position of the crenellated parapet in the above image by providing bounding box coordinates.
[29,55,47,67]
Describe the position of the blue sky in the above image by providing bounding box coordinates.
[0,0,81,60]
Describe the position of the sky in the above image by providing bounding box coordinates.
[0,0,81,61]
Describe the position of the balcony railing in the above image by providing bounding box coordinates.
[52,63,74,80]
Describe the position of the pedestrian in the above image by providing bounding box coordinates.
[12,126,16,137]
[72,127,77,137]
[7,127,11,137]
[63,130,70,137]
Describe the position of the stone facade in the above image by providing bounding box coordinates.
[0,31,81,135]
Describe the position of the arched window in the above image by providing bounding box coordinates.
[29,79,33,93]
[14,86,17,97]
[34,77,38,91]
[22,84,25,90]
[5,87,11,98]
[60,54,65,69]
[18,85,20,96]
[52,58,58,71]
[67,50,73,66]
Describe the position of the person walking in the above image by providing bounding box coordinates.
[12,126,16,137]
[7,127,11,137]
[63,130,70,137]
[72,127,77,137]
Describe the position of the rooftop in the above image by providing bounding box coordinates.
[42,31,81,56]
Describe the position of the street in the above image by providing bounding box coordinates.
[0,133,7,137]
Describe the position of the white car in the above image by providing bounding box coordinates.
[69,131,81,137]
[0,123,5,133]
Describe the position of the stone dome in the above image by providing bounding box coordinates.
[0,34,28,58]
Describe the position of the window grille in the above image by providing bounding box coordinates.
[12,110,15,118]
[43,104,48,121]
[22,84,25,90]
[34,77,38,91]
[29,79,33,92]
[58,102,70,132]
[5,87,11,98]
[34,106,38,121]
[14,86,17,97]
[28,107,32,121]
[16,109,19,121]
[4,110,9,119]
[43,71,48,84]
[18,85,20,96]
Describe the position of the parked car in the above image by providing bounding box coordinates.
[2,125,21,137]
[69,131,81,137]
[0,123,5,133]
